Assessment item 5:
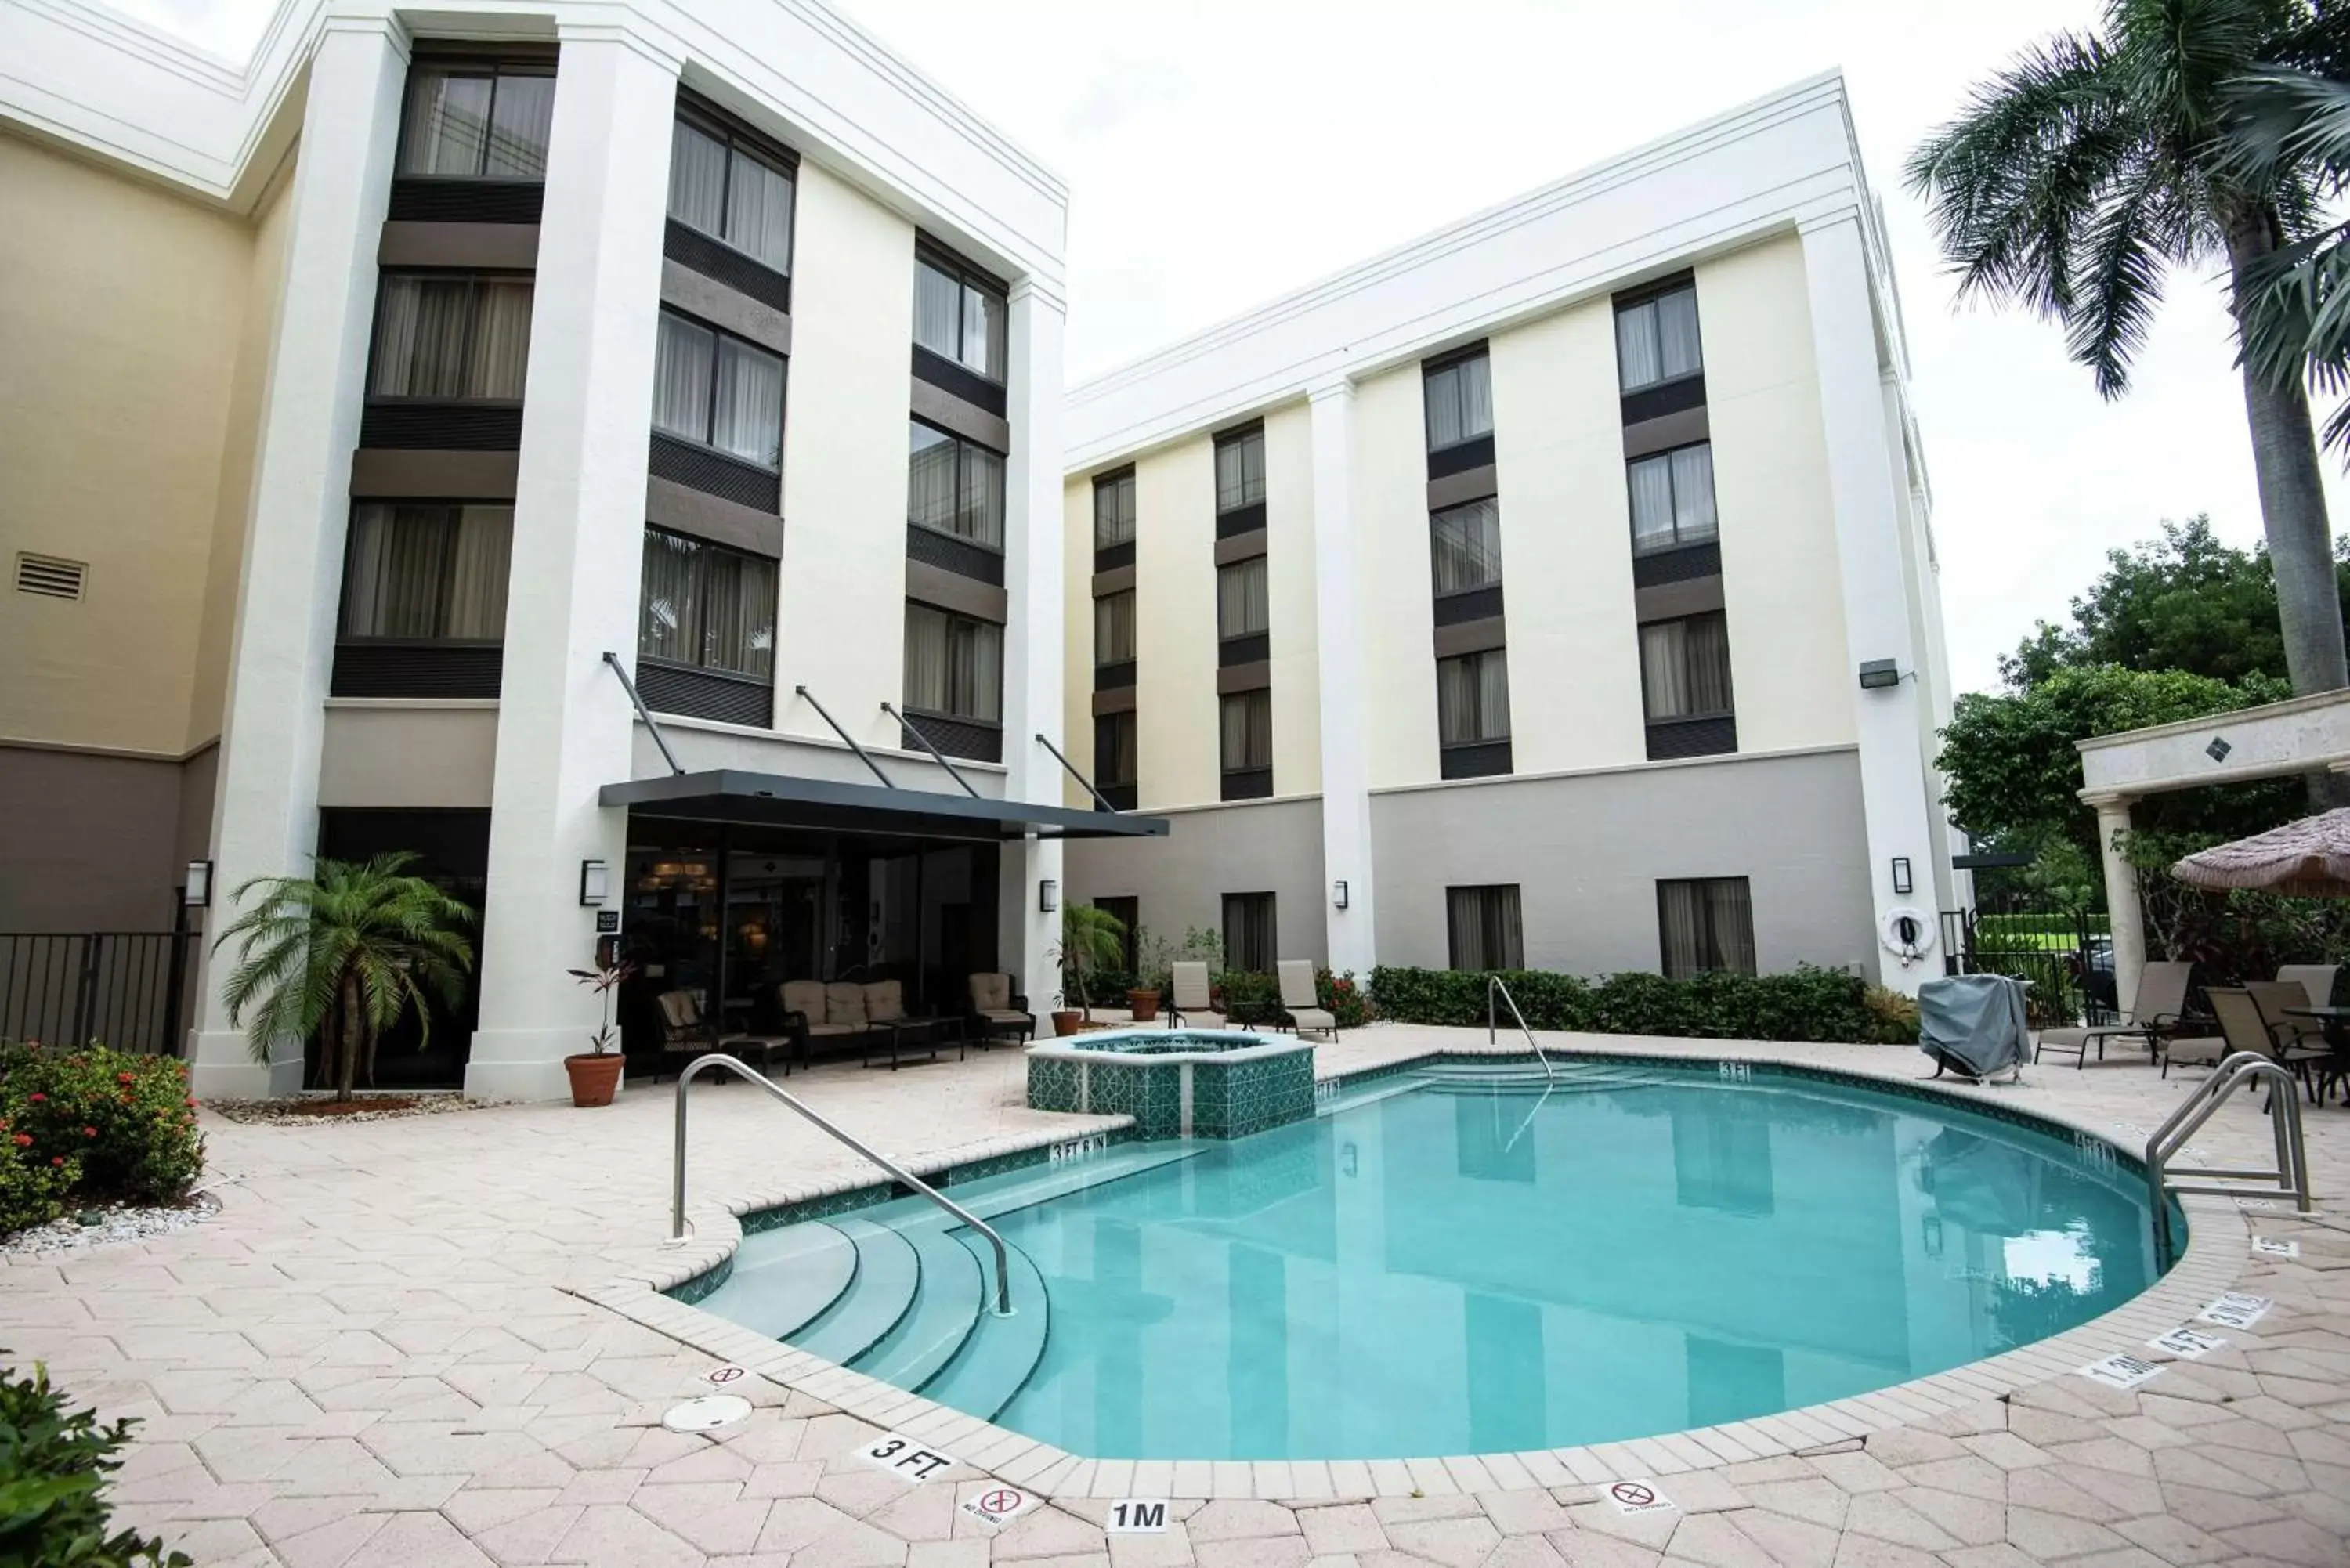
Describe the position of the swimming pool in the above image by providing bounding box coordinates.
[687,1057,2168,1461]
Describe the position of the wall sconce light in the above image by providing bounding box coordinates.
[1039,879,1060,914]
[1892,857,1914,897]
[1857,659,1903,690]
[183,860,213,909]
[1333,880,1350,910]
[579,860,610,907]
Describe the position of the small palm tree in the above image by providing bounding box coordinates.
[1906,0,2350,710]
[212,853,476,1101]
[1052,904,1128,1021]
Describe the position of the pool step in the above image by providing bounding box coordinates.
[697,1220,859,1340]
[913,1228,1050,1422]
[851,1221,984,1390]
[792,1217,920,1366]
[949,1143,1206,1221]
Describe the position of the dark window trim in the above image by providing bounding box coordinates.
[901,704,1003,735]
[908,414,1007,558]
[913,237,1009,390]
[668,100,798,282]
[911,345,1009,417]
[1220,767,1274,802]
[1215,500,1267,538]
[675,89,801,173]
[1632,540,1722,591]
[1439,739,1513,781]
[1219,631,1271,668]
[1433,584,1506,628]
[1422,339,1489,375]
[1094,540,1135,573]
[1426,432,1496,481]
[363,269,536,411]
[637,653,774,691]
[1612,269,1697,313]
[1213,421,1267,522]
[655,305,787,474]
[1644,714,1739,761]
[1423,344,1494,458]
[330,643,504,700]
[393,59,558,184]
[1621,374,1708,426]
[1092,465,1137,552]
[640,523,779,684]
[1094,659,1137,692]
[1094,710,1138,792]
[336,497,513,648]
[1627,438,1718,558]
[904,600,1007,728]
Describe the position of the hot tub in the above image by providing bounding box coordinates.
[1025,1028,1314,1138]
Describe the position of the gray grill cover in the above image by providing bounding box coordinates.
[1917,974,2030,1079]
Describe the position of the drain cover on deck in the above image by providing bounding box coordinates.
[663,1394,753,1432]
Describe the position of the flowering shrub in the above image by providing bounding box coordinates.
[0,1109,78,1236]
[0,1042,204,1224]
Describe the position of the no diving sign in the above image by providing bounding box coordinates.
[960,1484,1039,1528]
[1605,1480,1675,1515]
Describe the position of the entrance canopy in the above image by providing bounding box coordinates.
[602,768,1170,844]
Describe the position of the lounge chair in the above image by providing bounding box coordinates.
[2034,959,2193,1069]
[1166,962,1226,1030]
[2247,981,2337,1100]
[2276,963,2339,1006]
[2186,987,2330,1100]
[1275,959,1338,1039]
[2272,965,2347,1100]
[966,973,1036,1047]
[656,989,790,1078]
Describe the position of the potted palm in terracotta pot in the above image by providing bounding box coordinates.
[563,959,635,1107]
[1048,903,1126,1035]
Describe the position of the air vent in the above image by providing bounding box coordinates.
[15,554,86,602]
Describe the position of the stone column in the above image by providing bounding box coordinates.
[1308,381,1378,978]
[186,20,409,1098]
[999,278,1067,1030]
[1800,213,1940,995]
[2088,793,2146,1014]
[466,29,678,1100]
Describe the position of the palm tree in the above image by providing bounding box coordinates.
[212,853,476,1101]
[1907,0,2349,710]
[1051,903,1129,1021]
[2228,46,2350,448]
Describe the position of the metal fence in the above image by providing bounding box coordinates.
[1939,907,2114,1028]
[0,932,198,1054]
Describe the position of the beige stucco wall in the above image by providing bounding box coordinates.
[1354,361,1440,789]
[1261,399,1320,795]
[0,132,260,757]
[774,159,917,754]
[1132,435,1217,808]
[317,703,500,807]
[1061,475,1094,809]
[1490,295,1648,774]
[1701,231,1855,753]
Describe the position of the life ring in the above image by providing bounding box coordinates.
[1880,905,1936,968]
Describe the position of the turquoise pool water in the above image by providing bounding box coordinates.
[989,1067,2161,1458]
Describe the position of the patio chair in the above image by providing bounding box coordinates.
[2272,964,2348,1101]
[656,989,790,1080]
[1275,959,1339,1039]
[1166,962,1226,1030]
[2247,981,2337,1100]
[2189,987,2329,1102]
[965,973,1036,1049]
[2033,959,2193,1070]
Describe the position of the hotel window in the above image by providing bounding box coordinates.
[367,274,533,401]
[341,504,512,643]
[651,311,786,469]
[1628,443,1717,555]
[1640,612,1734,725]
[1447,885,1524,972]
[667,114,795,276]
[1214,428,1267,517]
[1217,558,1268,643]
[1423,351,1493,452]
[1095,591,1136,667]
[637,528,776,681]
[1094,711,1137,792]
[1658,877,1755,978]
[907,422,1006,550]
[397,65,555,179]
[913,253,1007,381]
[1430,498,1503,595]
[1616,282,1702,393]
[1094,471,1137,550]
[904,602,1003,724]
[1437,650,1511,746]
[1220,690,1272,774]
[1222,892,1277,975]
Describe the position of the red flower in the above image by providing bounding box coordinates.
[118,1072,134,1085]
[10,1134,29,1148]
[49,1156,64,1166]
[82,1127,96,1138]
[184,1098,198,1107]
[26,1093,45,1104]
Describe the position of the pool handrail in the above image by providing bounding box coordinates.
[1487,975,1556,1083]
[671,1053,1015,1316]
[2144,1049,2310,1265]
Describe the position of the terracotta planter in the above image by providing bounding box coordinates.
[564,1052,624,1108]
[1050,1010,1084,1037]
[1127,989,1162,1023]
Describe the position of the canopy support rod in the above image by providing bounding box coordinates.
[795,686,896,789]
[880,702,982,798]
[1036,732,1118,813]
[603,652,685,777]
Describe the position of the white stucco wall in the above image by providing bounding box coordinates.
[1263,399,1321,796]
[1354,363,1441,789]
[1132,435,1218,808]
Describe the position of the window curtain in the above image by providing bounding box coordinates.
[959,444,1006,547]
[1658,880,1706,979]
[904,604,947,712]
[1094,475,1136,548]
[1095,712,1137,786]
[725,149,794,271]
[1658,879,1753,978]
[652,314,716,444]
[1425,356,1492,449]
[962,282,1007,379]
[1643,614,1733,722]
[907,424,958,532]
[371,276,474,398]
[638,530,701,665]
[443,507,513,638]
[1448,886,1522,971]
[1220,690,1271,771]
[667,121,729,235]
[711,338,785,468]
[1670,443,1717,542]
[1215,433,1265,512]
[1430,498,1502,593]
[483,74,555,179]
[1616,298,1661,392]
[1627,453,1676,552]
[696,548,776,677]
[344,504,448,638]
[1437,651,1509,743]
[913,262,962,360]
[1223,894,1275,974]
[1656,287,1703,381]
[1095,591,1136,665]
[1217,558,1268,639]
[904,607,1002,721]
[467,280,533,399]
[398,70,492,176]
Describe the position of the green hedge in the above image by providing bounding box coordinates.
[1060,968,1372,1030]
[1367,965,1918,1045]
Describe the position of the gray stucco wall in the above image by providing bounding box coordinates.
[1062,795,1328,968]
[1369,746,1875,977]
[0,744,190,930]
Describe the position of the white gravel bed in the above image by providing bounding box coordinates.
[0,1190,221,1259]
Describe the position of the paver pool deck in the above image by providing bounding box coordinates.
[9,1024,2350,1568]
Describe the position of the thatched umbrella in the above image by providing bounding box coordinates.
[2172,808,2350,898]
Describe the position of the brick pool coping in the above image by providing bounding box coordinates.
[573,1034,2267,1503]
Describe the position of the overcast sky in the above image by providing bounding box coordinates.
[127,0,2350,698]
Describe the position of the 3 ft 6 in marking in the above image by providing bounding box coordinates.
[1107,1500,1169,1534]
[859,1434,957,1484]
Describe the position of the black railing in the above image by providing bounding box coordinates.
[1940,905,2115,1028]
[0,932,198,1054]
